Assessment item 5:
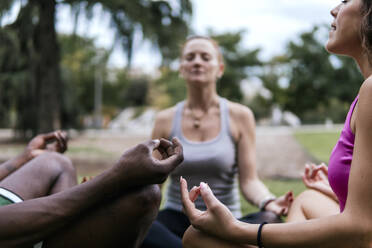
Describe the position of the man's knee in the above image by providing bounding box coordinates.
[37,152,76,176]
[135,184,162,216]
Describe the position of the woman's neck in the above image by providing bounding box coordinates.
[186,83,219,111]
[354,53,372,79]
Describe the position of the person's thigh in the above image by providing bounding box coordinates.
[183,226,255,248]
[286,189,339,222]
[0,152,77,200]
[157,208,190,237]
[44,184,161,248]
[141,220,183,248]
[141,209,188,248]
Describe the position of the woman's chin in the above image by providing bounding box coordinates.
[187,78,209,85]
[325,40,338,54]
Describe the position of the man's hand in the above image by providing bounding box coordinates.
[180,176,239,241]
[113,137,183,186]
[26,130,68,158]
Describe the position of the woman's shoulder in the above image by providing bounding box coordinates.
[225,100,255,122]
[358,76,372,108]
[152,105,178,139]
[360,76,372,95]
[155,106,177,122]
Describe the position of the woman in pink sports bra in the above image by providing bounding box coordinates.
[180,0,372,247]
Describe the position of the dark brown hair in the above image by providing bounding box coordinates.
[360,0,372,59]
[180,35,224,64]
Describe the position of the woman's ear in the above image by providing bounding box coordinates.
[217,63,225,79]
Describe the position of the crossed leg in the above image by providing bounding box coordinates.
[286,189,339,222]
[0,152,77,199]
[182,227,255,248]
[44,184,161,248]
[0,152,161,248]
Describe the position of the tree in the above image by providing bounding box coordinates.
[258,25,362,123]
[0,1,61,137]
[210,31,262,102]
[0,0,192,136]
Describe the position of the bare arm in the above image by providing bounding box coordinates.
[0,138,183,247]
[151,107,175,189]
[232,104,292,214]
[234,105,273,205]
[0,131,67,181]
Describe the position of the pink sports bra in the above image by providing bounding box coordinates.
[328,95,358,212]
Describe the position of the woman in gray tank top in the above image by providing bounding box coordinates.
[141,36,293,248]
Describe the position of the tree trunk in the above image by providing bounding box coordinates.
[33,0,61,133]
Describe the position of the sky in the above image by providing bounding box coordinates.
[18,0,341,70]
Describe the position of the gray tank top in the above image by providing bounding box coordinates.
[164,97,242,218]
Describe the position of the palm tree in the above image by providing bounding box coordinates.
[0,0,192,137]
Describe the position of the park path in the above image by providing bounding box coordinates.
[69,127,314,179]
[0,127,315,179]
[255,127,314,179]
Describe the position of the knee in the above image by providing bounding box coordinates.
[134,184,162,217]
[38,152,76,176]
[294,189,320,204]
[290,189,323,215]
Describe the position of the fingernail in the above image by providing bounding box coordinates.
[200,182,207,191]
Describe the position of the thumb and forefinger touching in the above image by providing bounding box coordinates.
[148,137,184,170]
[43,130,68,153]
[180,176,221,221]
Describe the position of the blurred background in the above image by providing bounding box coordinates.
[0,0,356,213]
[0,0,361,137]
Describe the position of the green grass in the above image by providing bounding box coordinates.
[240,179,306,215]
[294,131,340,163]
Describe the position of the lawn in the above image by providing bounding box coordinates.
[240,128,341,215]
[294,130,341,163]
[240,179,306,215]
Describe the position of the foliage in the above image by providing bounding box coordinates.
[0,0,192,137]
[150,67,186,109]
[62,0,192,67]
[210,30,262,102]
[59,34,110,128]
[105,70,150,108]
[259,26,362,123]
